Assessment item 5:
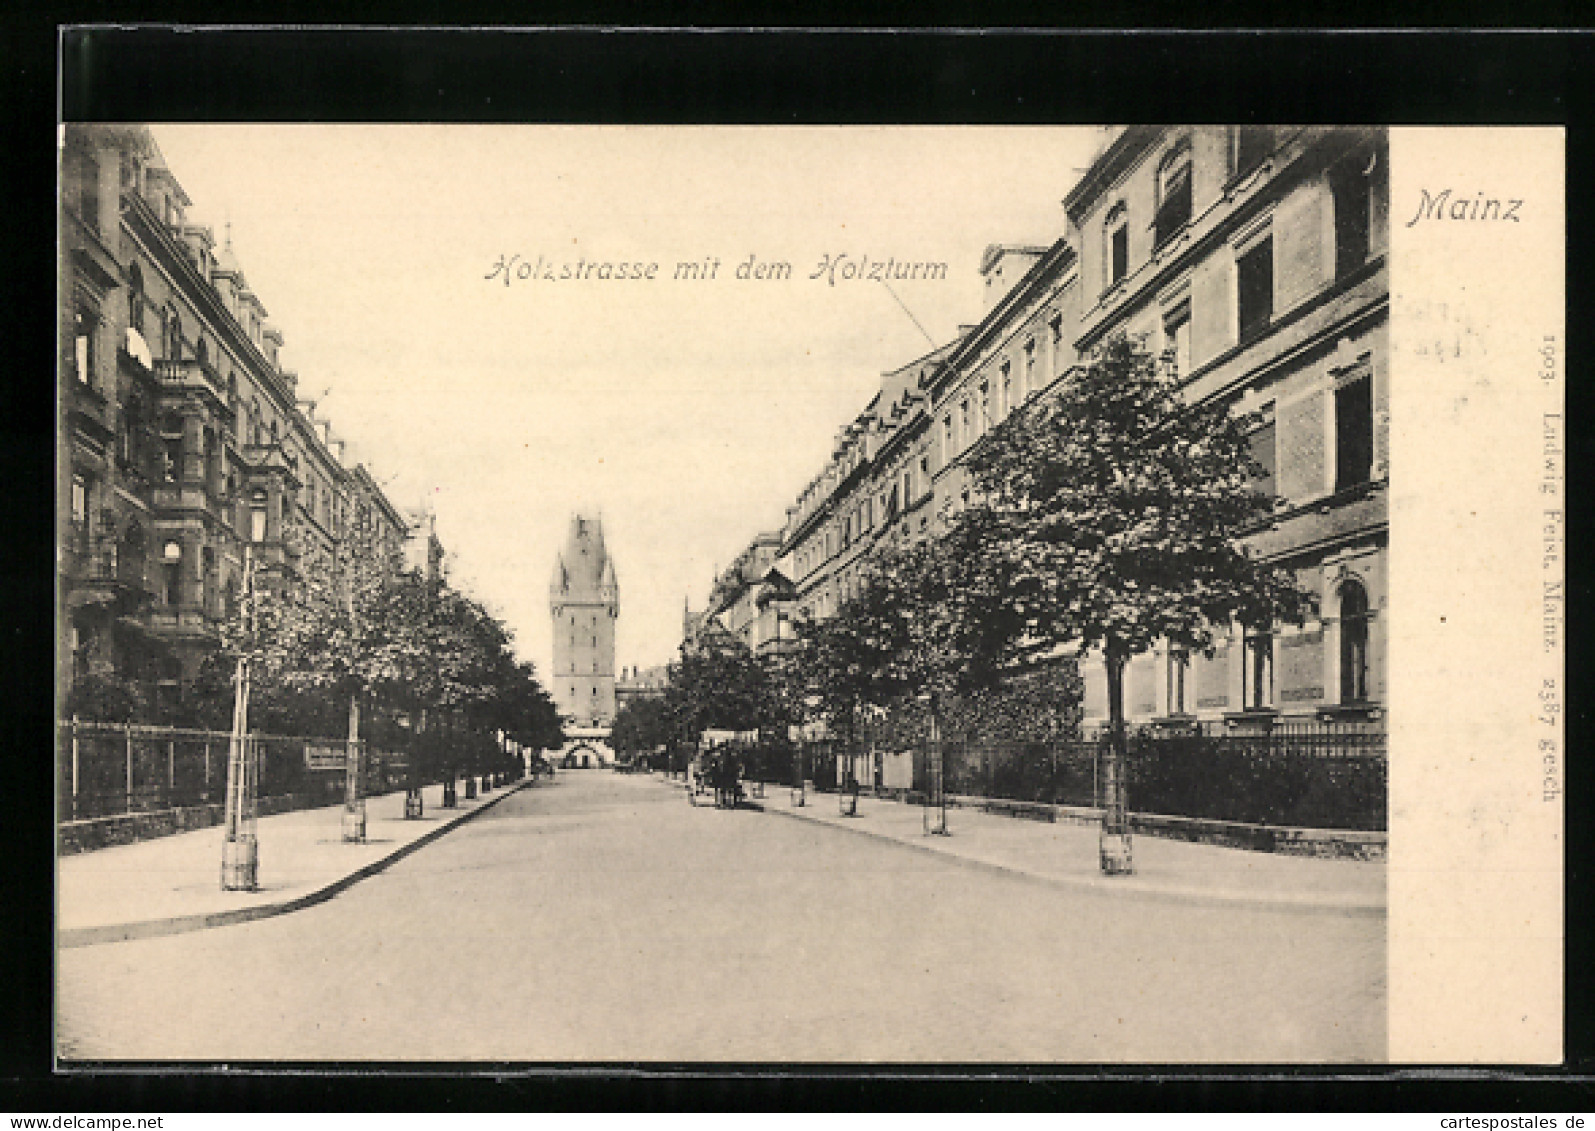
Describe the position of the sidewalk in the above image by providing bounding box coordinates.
[58,777,534,948]
[668,775,1384,918]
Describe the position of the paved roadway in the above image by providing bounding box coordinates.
[57,771,1385,1062]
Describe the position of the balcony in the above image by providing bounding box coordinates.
[64,533,158,614]
[155,358,226,400]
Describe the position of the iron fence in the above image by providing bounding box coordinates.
[803,717,1386,831]
[56,719,407,824]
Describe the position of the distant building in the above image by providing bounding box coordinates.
[403,503,445,581]
[549,514,618,729]
[616,663,670,711]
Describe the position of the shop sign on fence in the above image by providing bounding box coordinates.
[304,742,347,771]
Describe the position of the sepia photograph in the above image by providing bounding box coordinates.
[53,62,1563,1070]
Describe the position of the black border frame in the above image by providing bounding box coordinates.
[10,22,1591,1112]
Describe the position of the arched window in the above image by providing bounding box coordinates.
[1243,624,1273,710]
[1154,143,1193,246]
[1168,648,1190,715]
[1339,580,1372,703]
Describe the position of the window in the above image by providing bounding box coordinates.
[120,522,145,584]
[70,474,88,529]
[164,306,183,361]
[1232,126,1274,179]
[1110,219,1128,285]
[1154,145,1193,246]
[162,438,181,483]
[1334,373,1374,490]
[1249,406,1277,499]
[959,399,970,446]
[1000,362,1012,417]
[69,150,100,233]
[942,414,953,457]
[128,264,146,336]
[979,381,991,434]
[72,308,95,386]
[249,490,268,543]
[1237,236,1274,342]
[1168,649,1190,715]
[1022,339,1035,395]
[1243,629,1273,709]
[1331,153,1374,277]
[1339,581,1372,702]
[1163,301,1192,379]
[162,541,183,607]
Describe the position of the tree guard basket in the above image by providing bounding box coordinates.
[923,739,949,836]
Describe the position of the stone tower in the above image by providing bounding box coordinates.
[549,514,619,728]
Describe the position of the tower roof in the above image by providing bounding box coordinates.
[550,513,617,604]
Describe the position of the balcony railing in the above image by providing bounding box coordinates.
[155,358,225,398]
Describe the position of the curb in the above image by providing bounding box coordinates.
[759,797,1385,920]
[58,778,535,949]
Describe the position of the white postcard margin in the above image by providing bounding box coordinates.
[1388,127,1564,1063]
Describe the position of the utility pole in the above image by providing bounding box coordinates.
[221,543,259,890]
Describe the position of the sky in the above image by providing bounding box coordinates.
[151,125,1104,678]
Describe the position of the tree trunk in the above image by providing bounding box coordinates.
[1100,646,1134,874]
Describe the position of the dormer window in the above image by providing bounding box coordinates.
[1154,143,1193,247]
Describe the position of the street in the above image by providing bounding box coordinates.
[57,771,1385,1062]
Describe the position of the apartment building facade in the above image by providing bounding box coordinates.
[59,124,417,714]
[1063,126,1388,730]
[735,125,1387,739]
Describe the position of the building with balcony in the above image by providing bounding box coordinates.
[58,124,418,716]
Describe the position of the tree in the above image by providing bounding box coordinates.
[661,637,789,766]
[957,335,1312,873]
[609,696,670,764]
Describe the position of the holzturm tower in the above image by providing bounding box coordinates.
[549,515,619,730]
